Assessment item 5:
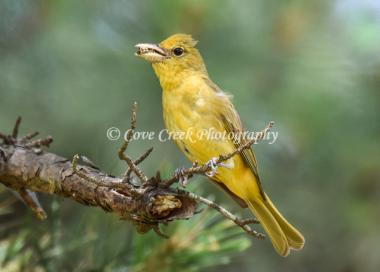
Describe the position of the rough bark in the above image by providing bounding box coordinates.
[0,114,270,239]
[0,143,197,234]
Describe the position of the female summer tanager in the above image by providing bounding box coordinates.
[135,34,304,256]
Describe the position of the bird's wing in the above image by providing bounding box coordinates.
[204,77,266,199]
[220,107,266,199]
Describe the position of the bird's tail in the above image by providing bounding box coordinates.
[247,194,305,256]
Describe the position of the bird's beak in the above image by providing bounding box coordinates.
[135,43,168,63]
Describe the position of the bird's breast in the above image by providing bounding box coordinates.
[162,85,213,133]
[161,79,233,162]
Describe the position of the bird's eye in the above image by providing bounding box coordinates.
[173,47,184,56]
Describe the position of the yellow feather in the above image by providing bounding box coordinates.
[140,33,305,256]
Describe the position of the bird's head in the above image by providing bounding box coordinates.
[135,34,207,84]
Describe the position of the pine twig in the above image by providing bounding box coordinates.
[18,188,47,220]
[12,116,22,138]
[124,147,154,182]
[21,131,40,141]
[24,136,53,148]
[162,121,274,187]
[1,117,47,220]
[71,154,142,196]
[177,189,264,239]
[218,121,274,162]
[118,102,149,183]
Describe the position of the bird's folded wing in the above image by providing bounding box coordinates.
[203,77,266,199]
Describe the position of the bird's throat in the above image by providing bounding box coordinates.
[152,61,208,92]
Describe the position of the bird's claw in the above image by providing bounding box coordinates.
[206,157,219,177]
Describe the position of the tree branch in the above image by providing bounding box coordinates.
[0,116,197,235]
[0,105,272,240]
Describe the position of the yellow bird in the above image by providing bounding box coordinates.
[135,34,304,256]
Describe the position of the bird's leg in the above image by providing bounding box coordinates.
[205,157,219,177]
[205,157,233,177]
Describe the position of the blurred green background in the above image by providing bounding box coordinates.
[1,0,380,271]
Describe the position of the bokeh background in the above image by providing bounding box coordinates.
[1,0,380,271]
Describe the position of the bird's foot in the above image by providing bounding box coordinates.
[206,157,219,177]
[205,157,234,177]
